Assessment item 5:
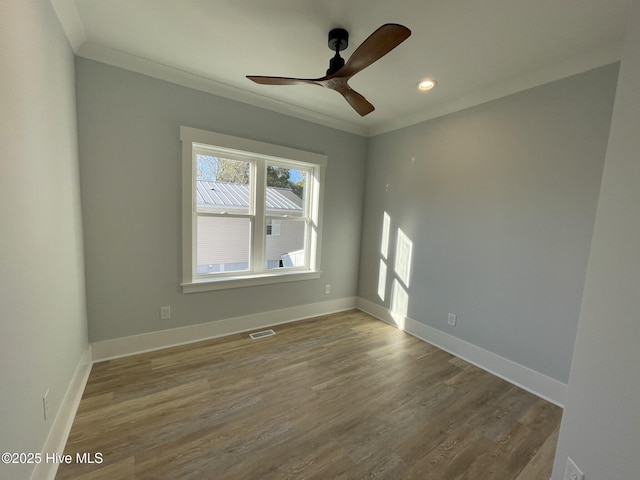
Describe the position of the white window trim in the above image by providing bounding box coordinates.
[180,126,326,293]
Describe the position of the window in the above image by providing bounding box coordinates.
[180,127,326,292]
[266,219,280,237]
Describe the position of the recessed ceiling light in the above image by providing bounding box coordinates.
[418,79,437,91]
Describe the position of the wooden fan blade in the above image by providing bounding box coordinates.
[247,75,320,86]
[337,24,411,78]
[337,85,375,116]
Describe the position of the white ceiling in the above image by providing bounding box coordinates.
[51,0,631,136]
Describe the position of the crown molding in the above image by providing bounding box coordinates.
[369,41,624,137]
[77,42,370,137]
[49,0,86,52]
[51,4,623,139]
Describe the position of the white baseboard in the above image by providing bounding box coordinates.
[91,297,358,362]
[357,297,567,407]
[30,346,92,480]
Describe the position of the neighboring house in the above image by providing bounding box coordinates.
[195,181,305,273]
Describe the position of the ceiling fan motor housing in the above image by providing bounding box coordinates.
[328,28,349,52]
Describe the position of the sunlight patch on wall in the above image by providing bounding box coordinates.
[378,211,392,301]
[381,211,391,258]
[394,228,413,288]
[378,259,387,301]
[377,213,414,326]
[390,279,409,330]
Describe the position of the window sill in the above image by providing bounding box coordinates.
[182,270,322,293]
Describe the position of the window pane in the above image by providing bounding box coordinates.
[265,218,306,269]
[196,216,250,274]
[196,154,251,214]
[265,165,307,217]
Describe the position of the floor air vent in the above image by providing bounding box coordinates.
[249,329,276,340]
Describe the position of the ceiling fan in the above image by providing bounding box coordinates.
[247,24,411,117]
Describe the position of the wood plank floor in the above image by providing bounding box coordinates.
[56,310,562,480]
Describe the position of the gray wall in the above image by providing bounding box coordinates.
[2,7,632,478]
[552,2,640,478]
[75,59,368,342]
[0,1,88,479]
[358,64,619,383]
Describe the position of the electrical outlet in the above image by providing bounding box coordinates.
[448,313,457,326]
[43,389,50,421]
[160,306,171,320]
[324,284,331,294]
[564,457,584,480]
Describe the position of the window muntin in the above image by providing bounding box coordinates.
[181,127,325,291]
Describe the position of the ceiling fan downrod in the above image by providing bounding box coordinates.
[326,28,349,75]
